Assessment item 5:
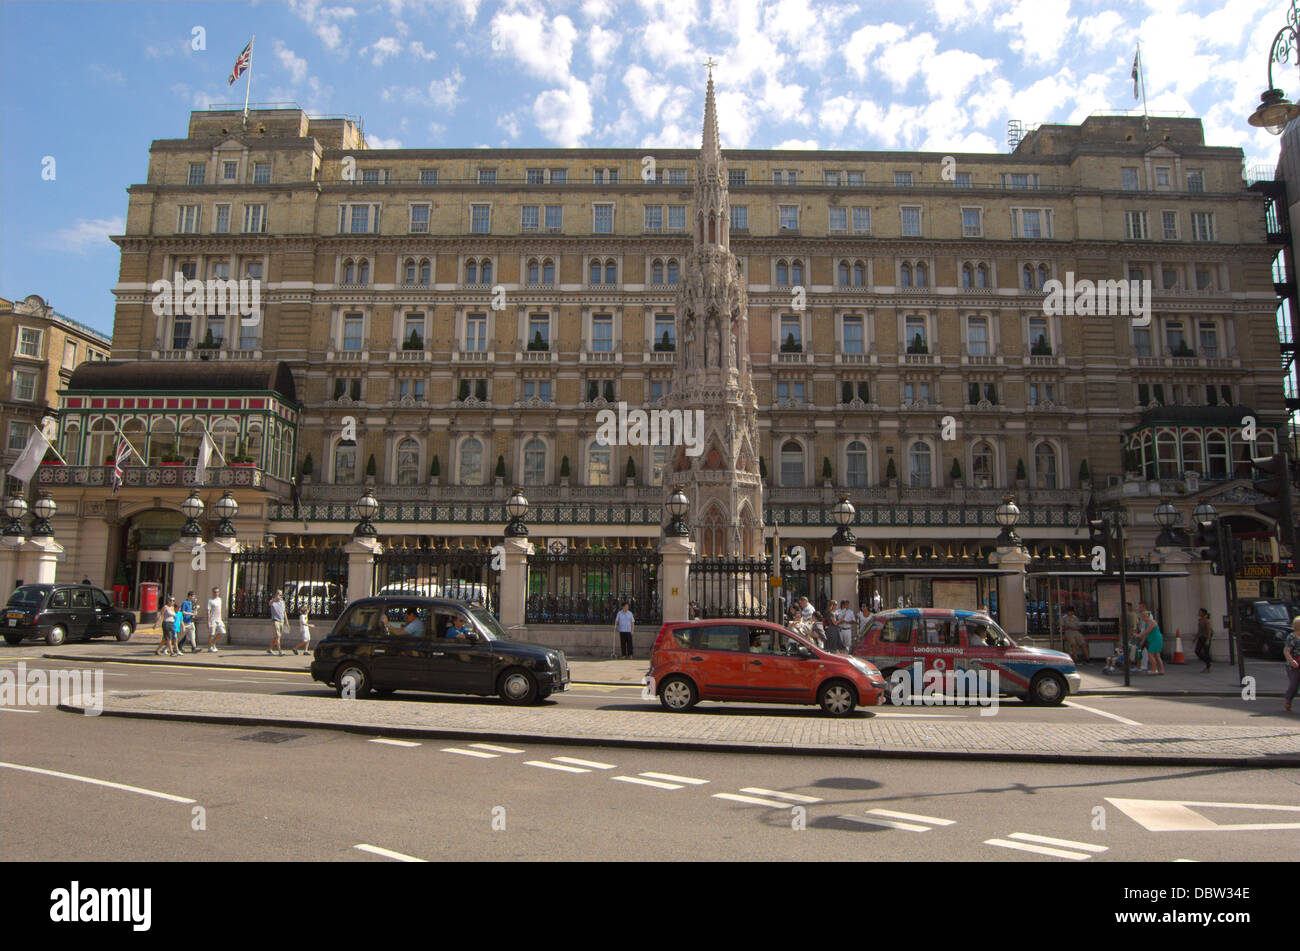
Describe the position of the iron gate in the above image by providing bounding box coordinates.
[689,557,772,619]
[526,547,661,624]
[372,546,501,616]
[229,546,349,619]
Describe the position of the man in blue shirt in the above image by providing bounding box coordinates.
[387,607,426,637]
[179,591,199,653]
[447,615,473,640]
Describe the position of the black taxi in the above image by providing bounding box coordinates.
[310,596,569,705]
[4,584,136,646]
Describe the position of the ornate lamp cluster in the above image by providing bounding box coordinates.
[1248,0,1300,134]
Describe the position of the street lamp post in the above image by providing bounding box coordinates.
[212,491,238,538]
[830,497,856,547]
[1153,498,1180,548]
[1248,0,1300,134]
[666,486,690,537]
[504,488,530,537]
[180,490,205,540]
[30,493,56,538]
[353,491,379,537]
[3,496,29,543]
[994,496,1021,547]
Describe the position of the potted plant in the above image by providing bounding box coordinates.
[625,456,637,486]
[300,452,314,484]
[759,456,768,482]
[906,333,928,355]
[230,441,254,466]
[1030,335,1052,356]
[402,329,423,351]
[1078,458,1091,488]
[779,333,802,353]
[950,457,963,488]
[1123,448,1141,480]
[1171,341,1195,358]
[429,455,440,486]
[654,331,675,352]
[196,328,218,359]
[885,456,898,487]
[526,331,548,352]
[40,447,62,466]
[822,457,832,486]
[494,454,506,486]
[559,455,571,487]
[1015,457,1027,488]
[365,453,377,485]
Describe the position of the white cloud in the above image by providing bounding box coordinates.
[365,37,402,66]
[410,40,437,61]
[582,0,613,20]
[287,1,359,52]
[1077,11,1124,52]
[876,31,938,90]
[491,9,578,83]
[819,95,858,135]
[54,217,124,253]
[498,112,521,140]
[588,25,620,66]
[624,65,673,120]
[843,22,906,81]
[274,41,309,84]
[775,138,818,149]
[993,0,1076,67]
[366,134,403,149]
[427,69,464,109]
[920,48,997,99]
[534,78,593,145]
[929,0,994,28]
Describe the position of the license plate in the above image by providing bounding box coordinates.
[7,619,15,627]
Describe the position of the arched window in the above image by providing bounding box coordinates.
[542,258,555,284]
[333,441,356,484]
[1037,264,1048,289]
[358,259,370,285]
[838,261,850,286]
[909,441,932,488]
[148,418,176,465]
[1035,442,1059,488]
[791,260,804,285]
[701,508,725,557]
[652,259,664,284]
[667,259,679,284]
[396,438,420,485]
[343,258,356,284]
[404,258,416,284]
[1181,430,1204,476]
[962,263,973,288]
[972,442,995,488]
[777,260,789,286]
[915,262,928,287]
[278,423,293,479]
[179,418,204,464]
[1022,264,1033,290]
[1138,431,1156,480]
[523,439,547,485]
[1257,429,1278,458]
[528,259,540,284]
[245,422,263,467]
[480,259,492,283]
[419,259,431,284]
[853,261,866,286]
[61,423,80,465]
[466,259,478,284]
[605,260,616,284]
[459,437,483,486]
[976,264,988,288]
[590,258,602,284]
[780,441,804,487]
[846,441,868,488]
[88,419,115,467]
[1156,431,1179,480]
[587,443,611,486]
[901,263,912,287]
[1206,430,1229,478]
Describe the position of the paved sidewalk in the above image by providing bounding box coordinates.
[62,689,1300,767]
[36,643,1289,695]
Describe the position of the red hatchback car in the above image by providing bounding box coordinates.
[648,619,888,716]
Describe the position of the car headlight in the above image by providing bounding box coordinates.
[847,657,872,675]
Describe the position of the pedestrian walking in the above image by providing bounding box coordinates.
[1138,604,1165,675]
[156,597,176,656]
[206,586,225,652]
[268,590,286,655]
[292,603,312,655]
[1061,608,1088,664]
[809,611,827,649]
[1194,608,1213,672]
[615,601,635,658]
[1284,617,1299,713]
[870,589,883,614]
[179,591,199,653]
[826,601,843,653]
[798,596,814,621]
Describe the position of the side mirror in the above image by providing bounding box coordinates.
[796,646,813,659]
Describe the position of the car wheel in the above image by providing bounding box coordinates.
[1028,671,1067,706]
[536,688,552,701]
[818,679,857,717]
[46,625,67,647]
[335,663,371,699]
[3,634,22,646]
[659,675,697,712]
[116,621,134,642]
[498,668,538,705]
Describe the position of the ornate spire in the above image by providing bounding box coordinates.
[701,57,721,163]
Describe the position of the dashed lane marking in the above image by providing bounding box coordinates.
[369,738,421,748]
[469,743,524,754]
[553,756,617,769]
[1007,832,1108,853]
[0,707,39,714]
[440,747,498,758]
[354,844,427,862]
[1064,700,1143,725]
[0,761,195,803]
[525,760,590,773]
[638,771,709,785]
[613,776,684,790]
[984,838,1095,860]
[867,808,956,826]
[713,793,792,808]
[836,814,933,832]
[739,788,822,804]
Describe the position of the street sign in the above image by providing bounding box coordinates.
[769,577,782,588]
[1239,562,1278,578]
[1236,579,1261,598]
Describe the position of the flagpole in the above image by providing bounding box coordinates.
[199,421,230,467]
[242,35,255,130]
[107,419,148,467]
[25,421,68,466]
[1137,40,1150,134]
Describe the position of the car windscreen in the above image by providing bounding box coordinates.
[470,606,509,640]
[1257,603,1290,623]
[7,587,50,608]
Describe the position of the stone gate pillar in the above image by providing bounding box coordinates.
[344,536,382,604]
[830,544,865,610]
[990,545,1031,639]
[658,536,696,622]
[498,536,532,633]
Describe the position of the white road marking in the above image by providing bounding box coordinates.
[740,787,822,804]
[524,760,590,773]
[639,771,709,785]
[469,743,524,754]
[0,707,39,714]
[207,677,296,684]
[714,793,792,808]
[984,838,1094,860]
[870,712,967,718]
[613,776,684,790]
[553,757,617,769]
[836,814,932,832]
[867,808,956,826]
[0,761,195,803]
[1064,700,1143,725]
[369,738,421,748]
[1106,797,1300,832]
[1008,832,1107,853]
[354,844,427,862]
[440,747,498,758]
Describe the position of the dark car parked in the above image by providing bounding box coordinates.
[1236,598,1293,660]
[4,584,136,646]
[310,596,569,705]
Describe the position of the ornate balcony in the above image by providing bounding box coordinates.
[38,463,288,496]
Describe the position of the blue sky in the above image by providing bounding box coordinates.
[0,0,1287,337]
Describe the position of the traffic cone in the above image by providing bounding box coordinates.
[1172,630,1186,664]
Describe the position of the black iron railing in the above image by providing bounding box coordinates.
[372,547,501,616]
[690,557,772,620]
[526,548,661,624]
[229,546,348,619]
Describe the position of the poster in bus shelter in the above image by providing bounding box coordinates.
[1097,582,1121,621]
[933,579,979,612]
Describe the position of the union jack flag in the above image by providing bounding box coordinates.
[228,39,252,86]
[111,438,131,494]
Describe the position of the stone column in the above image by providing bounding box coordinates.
[344,536,382,604]
[990,546,1032,639]
[1154,547,1196,660]
[1187,556,1230,662]
[829,544,864,608]
[21,536,64,585]
[205,535,240,607]
[658,535,696,622]
[497,536,533,634]
[169,538,200,603]
[0,538,26,593]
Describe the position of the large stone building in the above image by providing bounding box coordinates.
[36,82,1287,637]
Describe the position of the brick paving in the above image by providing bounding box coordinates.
[69,689,1300,766]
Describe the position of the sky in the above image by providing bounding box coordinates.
[0,0,1291,336]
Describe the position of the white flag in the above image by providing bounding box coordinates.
[195,432,215,485]
[7,428,51,485]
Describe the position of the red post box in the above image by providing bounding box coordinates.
[139,582,160,625]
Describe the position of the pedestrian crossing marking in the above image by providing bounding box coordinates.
[553,757,617,769]
[639,771,709,785]
[525,760,590,773]
[836,814,932,832]
[369,738,420,748]
[1008,832,1107,853]
[441,747,498,758]
[714,793,791,808]
[984,838,1093,861]
[354,843,427,862]
[470,743,524,754]
[740,787,822,804]
[613,776,683,790]
[866,808,955,826]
